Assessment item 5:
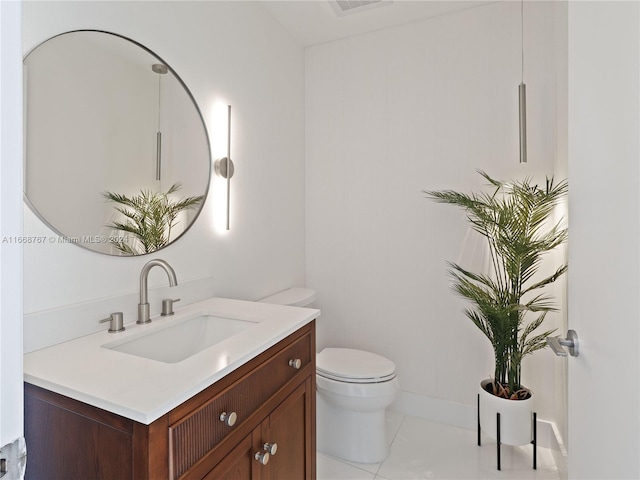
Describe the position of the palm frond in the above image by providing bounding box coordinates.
[103,182,204,255]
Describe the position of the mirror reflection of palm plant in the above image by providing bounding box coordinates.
[103,183,204,255]
[425,171,568,400]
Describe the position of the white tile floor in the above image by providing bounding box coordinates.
[317,411,561,480]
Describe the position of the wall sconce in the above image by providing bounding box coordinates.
[214,105,234,230]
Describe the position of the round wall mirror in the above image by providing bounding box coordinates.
[24,30,211,256]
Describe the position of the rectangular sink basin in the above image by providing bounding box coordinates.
[104,315,257,364]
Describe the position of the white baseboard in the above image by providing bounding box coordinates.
[549,420,568,478]
[391,390,477,431]
[390,390,566,452]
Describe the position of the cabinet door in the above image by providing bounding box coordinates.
[261,379,314,480]
[203,431,262,480]
[24,386,134,480]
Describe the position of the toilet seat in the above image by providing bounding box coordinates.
[317,348,396,384]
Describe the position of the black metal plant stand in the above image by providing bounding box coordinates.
[477,394,537,471]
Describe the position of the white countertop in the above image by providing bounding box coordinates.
[24,297,319,424]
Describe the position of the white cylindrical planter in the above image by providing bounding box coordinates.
[479,379,534,446]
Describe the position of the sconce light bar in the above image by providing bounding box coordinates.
[214,105,234,230]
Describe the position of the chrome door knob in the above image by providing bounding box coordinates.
[263,442,278,455]
[254,451,270,465]
[288,358,302,369]
[547,329,579,357]
[219,411,237,427]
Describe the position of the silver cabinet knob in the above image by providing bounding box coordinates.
[254,451,269,466]
[263,442,278,455]
[219,411,237,427]
[288,358,302,369]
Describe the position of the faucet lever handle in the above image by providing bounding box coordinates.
[99,312,125,333]
[161,298,181,316]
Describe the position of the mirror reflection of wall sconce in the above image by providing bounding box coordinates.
[152,63,168,180]
[214,105,234,230]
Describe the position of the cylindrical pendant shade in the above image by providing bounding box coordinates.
[519,82,527,163]
[156,131,162,180]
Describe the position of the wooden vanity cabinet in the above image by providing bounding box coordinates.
[24,321,316,480]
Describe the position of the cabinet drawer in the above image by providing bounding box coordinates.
[170,330,312,479]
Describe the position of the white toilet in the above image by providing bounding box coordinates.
[259,288,399,464]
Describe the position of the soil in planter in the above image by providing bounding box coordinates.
[484,380,532,400]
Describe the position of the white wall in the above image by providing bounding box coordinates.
[306,1,565,424]
[22,1,306,348]
[0,0,24,447]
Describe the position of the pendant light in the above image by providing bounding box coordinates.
[152,63,168,179]
[518,0,527,164]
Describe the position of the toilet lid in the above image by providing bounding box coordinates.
[316,348,396,383]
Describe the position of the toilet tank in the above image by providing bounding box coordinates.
[259,288,316,307]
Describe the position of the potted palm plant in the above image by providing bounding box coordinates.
[425,171,567,446]
[103,182,204,255]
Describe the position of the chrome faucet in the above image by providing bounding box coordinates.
[137,259,178,324]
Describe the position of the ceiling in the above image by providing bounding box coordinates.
[261,0,495,47]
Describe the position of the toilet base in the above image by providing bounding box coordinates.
[316,389,393,464]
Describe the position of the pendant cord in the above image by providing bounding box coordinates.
[157,75,162,131]
[518,0,527,164]
[521,0,524,83]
